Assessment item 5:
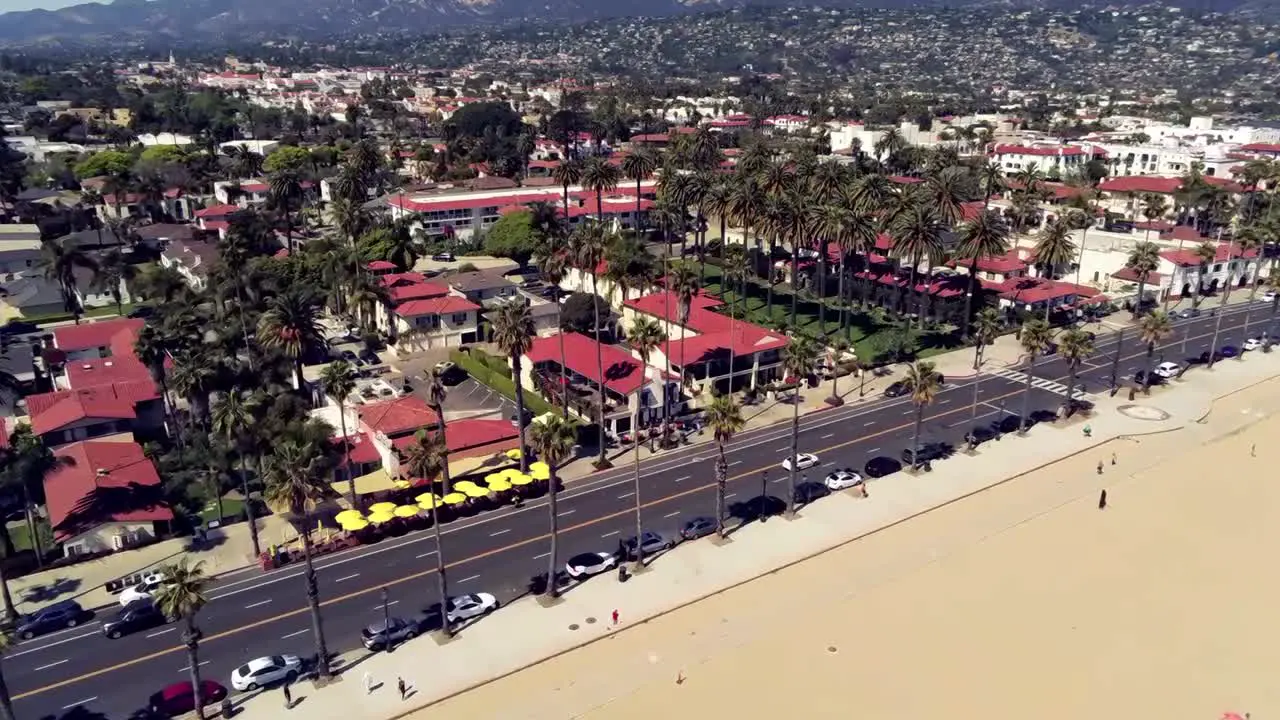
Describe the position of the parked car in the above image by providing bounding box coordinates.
[793,481,831,504]
[431,252,455,262]
[16,600,86,640]
[564,551,617,578]
[1177,308,1202,319]
[823,469,864,491]
[119,573,167,606]
[1154,362,1181,379]
[863,456,902,478]
[1261,290,1276,303]
[1220,345,1239,358]
[148,680,227,717]
[102,601,168,639]
[622,531,673,559]
[1244,337,1264,351]
[445,593,499,624]
[901,444,946,466]
[0,320,38,336]
[781,453,820,471]
[359,349,380,365]
[340,349,361,365]
[230,655,302,692]
[360,617,419,650]
[1195,349,1227,364]
[680,516,717,540]
[883,381,909,398]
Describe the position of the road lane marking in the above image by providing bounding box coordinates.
[334,573,360,583]
[557,509,576,517]
[458,575,481,583]
[178,661,209,671]
[600,530,620,538]
[62,697,96,709]
[664,511,681,518]
[821,433,834,438]
[867,447,881,454]
[7,630,101,660]
[675,476,690,482]
[244,600,272,609]
[375,601,399,610]
[10,323,1244,703]
[34,660,67,671]
[617,492,635,499]
[489,529,511,537]
[281,629,308,639]
[416,551,436,559]
[728,460,742,467]
[146,629,174,638]
[863,421,876,426]
[533,552,551,560]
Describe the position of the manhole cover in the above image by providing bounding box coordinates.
[568,623,579,631]
[1117,404,1170,421]
[585,616,596,624]
[827,646,838,654]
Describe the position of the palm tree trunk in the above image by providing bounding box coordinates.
[1061,360,1077,415]
[1143,343,1157,394]
[183,619,205,720]
[545,470,561,598]
[631,405,644,570]
[1133,279,1146,319]
[590,275,608,465]
[790,251,799,333]
[910,404,924,469]
[815,244,826,336]
[715,444,728,538]
[511,355,530,473]
[662,275,672,445]
[786,384,799,515]
[556,322,569,418]
[1240,277,1259,346]
[837,252,849,338]
[0,565,16,622]
[337,409,356,508]
[432,419,453,636]
[1020,354,1036,432]
[0,661,15,720]
[239,453,261,558]
[961,257,979,338]
[298,526,331,679]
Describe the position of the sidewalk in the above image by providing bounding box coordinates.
[218,331,1280,720]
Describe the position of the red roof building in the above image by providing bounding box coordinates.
[25,382,161,445]
[623,291,788,369]
[358,396,440,439]
[45,440,173,551]
[525,332,673,396]
[52,318,144,358]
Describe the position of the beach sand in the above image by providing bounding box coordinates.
[422,378,1280,720]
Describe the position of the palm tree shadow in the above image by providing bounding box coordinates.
[49,707,110,720]
[57,482,171,541]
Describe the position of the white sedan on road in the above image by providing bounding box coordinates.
[781,453,820,471]
[1153,362,1181,379]
[445,593,499,623]
[118,573,167,607]
[230,654,302,692]
[823,469,864,490]
[1244,337,1264,352]
[564,552,617,578]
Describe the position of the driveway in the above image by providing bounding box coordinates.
[441,377,517,418]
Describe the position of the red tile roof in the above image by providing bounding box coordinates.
[26,382,158,435]
[394,295,481,318]
[1099,175,1243,194]
[358,396,440,437]
[981,276,1100,304]
[525,332,672,396]
[1239,143,1280,154]
[366,260,396,271]
[334,432,382,466]
[992,144,1102,157]
[1159,242,1259,266]
[45,441,171,542]
[441,418,519,453]
[1111,267,1166,284]
[948,250,1028,275]
[52,318,144,355]
[194,204,240,218]
[66,356,155,390]
[623,291,788,366]
[387,182,657,215]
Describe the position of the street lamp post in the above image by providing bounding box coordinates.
[759,470,768,523]
[381,587,392,653]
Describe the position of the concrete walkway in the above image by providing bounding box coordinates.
[218,325,1280,720]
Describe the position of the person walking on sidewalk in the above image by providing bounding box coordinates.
[1098,489,1108,509]
[611,608,619,626]
[363,671,375,695]
[397,677,407,701]
[282,682,293,709]
[1097,461,1104,475]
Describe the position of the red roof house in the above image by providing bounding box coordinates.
[358,395,440,439]
[45,440,173,551]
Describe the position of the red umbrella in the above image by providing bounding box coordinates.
[1222,712,1247,720]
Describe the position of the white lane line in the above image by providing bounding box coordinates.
[822,462,836,467]
[533,552,551,560]
[179,661,210,671]
[617,491,635,499]
[775,447,788,452]
[821,433,834,439]
[675,475,690,482]
[937,398,951,404]
[62,697,97,710]
[725,493,737,499]
[375,600,399,610]
[34,659,68,671]
[867,447,881,454]
[416,551,437,559]
[245,599,272,609]
[601,530,620,538]
[7,629,101,659]
[902,409,914,415]
[281,629,309,639]
[773,478,786,483]
[728,460,743,467]
[458,574,481,583]
[863,421,876,426]
[334,573,360,583]
[557,509,576,517]
[664,511,681,518]
[490,528,511,537]
[147,628,175,638]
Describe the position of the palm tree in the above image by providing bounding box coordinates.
[1033,218,1078,319]
[1141,193,1169,238]
[552,159,584,225]
[704,392,745,538]
[0,624,14,720]
[831,197,878,334]
[90,249,136,315]
[319,361,359,506]
[890,204,946,326]
[152,558,210,719]
[581,156,621,228]
[37,240,96,324]
[1233,225,1265,344]
[491,300,535,472]
[569,225,611,465]
[1125,241,1162,318]
[702,179,732,283]
[903,360,942,470]
[955,210,1011,338]
[620,146,658,231]
[1138,310,1173,393]
[211,391,262,558]
[826,336,851,404]
[971,307,1002,371]
[257,290,325,390]
[400,427,453,636]
[533,248,572,417]
[530,414,578,598]
[625,317,665,568]
[668,263,700,427]
[1264,267,1280,351]
[1017,319,1053,431]
[782,336,818,514]
[1057,328,1096,416]
[1191,241,1217,310]
[262,439,334,679]
[135,324,180,442]
[268,169,304,252]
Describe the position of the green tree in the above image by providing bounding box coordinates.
[73,149,133,179]
[569,225,612,466]
[483,211,540,265]
[530,414,578,598]
[1138,310,1173,394]
[319,361,359,507]
[955,209,1011,337]
[257,290,325,390]
[37,240,96,324]
[624,316,665,569]
[1017,319,1053,429]
[782,336,818,514]
[210,391,262,558]
[1124,241,1161,318]
[904,360,942,470]
[152,558,210,719]
[491,301,535,472]
[400,427,453,636]
[705,392,745,538]
[1057,328,1096,415]
[262,145,313,174]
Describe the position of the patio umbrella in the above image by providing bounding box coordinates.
[394,505,420,518]
[529,461,550,474]
[505,448,522,460]
[368,502,397,514]
[484,473,505,485]
[487,479,512,492]
[334,509,364,523]
[367,511,395,525]
[529,465,550,480]
[415,492,441,505]
[442,492,467,505]
[339,517,369,532]
[393,479,412,490]
[453,480,479,491]
[508,474,533,486]
[460,484,489,498]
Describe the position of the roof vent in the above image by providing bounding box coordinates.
[103,361,113,367]
[82,364,92,370]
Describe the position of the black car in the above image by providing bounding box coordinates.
[901,444,946,467]
[863,456,902,478]
[340,349,361,365]
[0,320,38,337]
[102,601,167,639]
[359,349,380,365]
[793,481,830,504]
[432,252,455,262]
[127,306,156,319]
[1177,308,1202,319]
[680,516,717,540]
[1194,349,1226,364]
[883,381,909,398]
[16,600,85,640]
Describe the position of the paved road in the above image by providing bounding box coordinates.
[12,303,1276,719]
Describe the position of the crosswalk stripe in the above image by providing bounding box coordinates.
[987,367,1089,400]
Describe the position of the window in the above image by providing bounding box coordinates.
[451,313,468,324]
[1213,264,1222,272]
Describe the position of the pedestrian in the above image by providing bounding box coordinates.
[611,608,619,625]
[363,671,374,695]
[1111,452,1117,465]
[282,682,293,710]
[1251,443,1256,457]
[1083,424,1092,438]
[397,676,407,701]
[1098,489,1108,510]
[1097,461,1103,475]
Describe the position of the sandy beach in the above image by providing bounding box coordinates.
[421,376,1280,720]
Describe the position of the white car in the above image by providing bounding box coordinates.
[118,573,167,607]
[781,453,820,471]
[1243,337,1264,351]
[445,593,499,623]
[230,654,302,692]
[1153,362,1181,379]
[564,552,617,578]
[823,469,864,490]
[1261,291,1276,303]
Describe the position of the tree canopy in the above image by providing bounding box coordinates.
[262,145,312,174]
[73,149,133,179]
[483,210,540,265]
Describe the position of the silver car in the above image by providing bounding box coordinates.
[360,617,419,650]
[230,655,302,692]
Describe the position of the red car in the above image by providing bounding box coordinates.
[149,680,227,716]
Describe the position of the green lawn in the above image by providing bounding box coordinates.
[1,518,53,559]
[198,497,245,526]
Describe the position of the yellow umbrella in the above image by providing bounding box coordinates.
[367,511,395,525]
[509,474,533,486]
[393,479,412,490]
[529,466,550,480]
[339,517,369,531]
[499,468,523,478]
[415,492,440,505]
[442,492,467,505]
[394,505,419,518]
[529,461,550,473]
[487,479,512,492]
[368,502,397,514]
[505,448,522,459]
[484,473,505,485]
[453,480,479,490]
[334,509,364,523]
[460,484,489,498]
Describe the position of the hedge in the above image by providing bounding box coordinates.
[450,349,555,416]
